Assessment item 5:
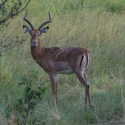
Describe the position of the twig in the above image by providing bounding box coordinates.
[23,105,31,125]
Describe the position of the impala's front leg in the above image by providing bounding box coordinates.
[48,73,58,106]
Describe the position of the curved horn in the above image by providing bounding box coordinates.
[38,12,52,30]
[23,10,34,30]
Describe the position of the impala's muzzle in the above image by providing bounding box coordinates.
[31,41,37,47]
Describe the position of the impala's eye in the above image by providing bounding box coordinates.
[38,32,41,36]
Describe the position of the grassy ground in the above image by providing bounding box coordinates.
[0,0,125,124]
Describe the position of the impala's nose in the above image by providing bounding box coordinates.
[31,41,37,47]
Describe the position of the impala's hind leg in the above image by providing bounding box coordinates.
[75,71,91,106]
[83,69,91,106]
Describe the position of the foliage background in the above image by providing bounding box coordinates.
[0,0,125,124]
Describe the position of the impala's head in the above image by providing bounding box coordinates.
[23,10,52,47]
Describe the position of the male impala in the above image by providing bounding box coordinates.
[23,10,91,107]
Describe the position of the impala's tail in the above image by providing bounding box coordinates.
[86,53,91,69]
[80,54,90,71]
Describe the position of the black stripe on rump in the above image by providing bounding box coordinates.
[80,55,84,68]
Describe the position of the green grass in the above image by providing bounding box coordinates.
[1,0,125,124]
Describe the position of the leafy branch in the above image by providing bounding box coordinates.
[16,73,47,125]
[0,0,31,25]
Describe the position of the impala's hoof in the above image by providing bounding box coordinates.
[89,105,94,110]
[84,105,93,110]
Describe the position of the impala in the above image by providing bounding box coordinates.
[23,10,92,107]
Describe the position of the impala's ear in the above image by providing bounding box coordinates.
[40,26,49,34]
[23,25,31,34]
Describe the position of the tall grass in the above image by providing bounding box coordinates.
[0,0,125,124]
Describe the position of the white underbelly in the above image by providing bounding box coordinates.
[56,66,74,74]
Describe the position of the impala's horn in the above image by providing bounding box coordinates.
[23,10,34,30]
[38,12,52,30]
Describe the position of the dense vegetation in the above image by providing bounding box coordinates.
[0,0,125,124]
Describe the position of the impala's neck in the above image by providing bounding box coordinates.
[31,39,44,60]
